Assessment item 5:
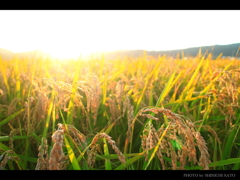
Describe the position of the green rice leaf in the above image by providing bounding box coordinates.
[103,138,112,170]
[0,136,28,141]
[115,152,144,170]
[64,136,81,170]
[0,109,24,127]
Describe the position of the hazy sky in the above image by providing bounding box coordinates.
[0,10,240,59]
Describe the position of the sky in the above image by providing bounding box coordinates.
[0,10,240,59]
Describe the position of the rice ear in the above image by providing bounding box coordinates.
[49,124,65,170]
[139,107,211,170]
[89,133,126,165]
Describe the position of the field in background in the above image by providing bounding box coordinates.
[0,52,240,170]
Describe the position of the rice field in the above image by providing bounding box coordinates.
[0,51,240,170]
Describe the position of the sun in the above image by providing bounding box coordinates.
[41,45,99,60]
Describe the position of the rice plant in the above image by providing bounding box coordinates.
[0,52,240,170]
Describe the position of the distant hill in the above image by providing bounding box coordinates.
[152,43,240,58]
[0,49,50,60]
[15,50,49,59]
[101,43,240,60]
[1,43,240,60]
[0,48,15,60]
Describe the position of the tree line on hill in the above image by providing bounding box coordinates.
[102,43,240,60]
